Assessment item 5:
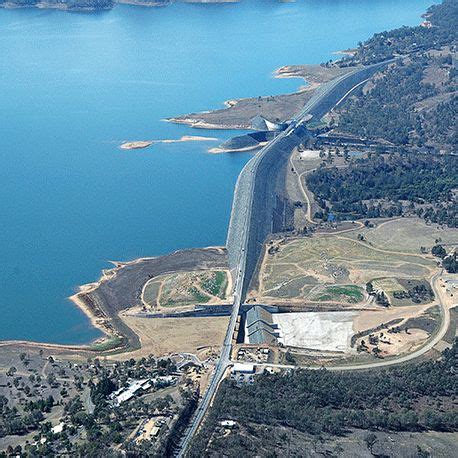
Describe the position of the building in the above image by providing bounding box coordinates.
[232,363,255,374]
[220,420,237,427]
[245,305,280,345]
[110,379,152,406]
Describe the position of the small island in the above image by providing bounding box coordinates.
[120,141,153,150]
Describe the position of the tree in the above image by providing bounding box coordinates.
[364,432,378,455]
[6,367,17,376]
[366,282,374,295]
[443,251,457,273]
[417,445,431,457]
[431,244,446,258]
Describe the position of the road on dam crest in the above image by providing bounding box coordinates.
[176,60,393,456]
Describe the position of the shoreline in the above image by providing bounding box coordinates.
[0,63,351,354]
[120,136,218,149]
[67,257,158,353]
[208,142,267,154]
[166,64,352,130]
[164,118,248,130]
[0,248,229,355]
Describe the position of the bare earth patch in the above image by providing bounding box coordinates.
[118,316,229,358]
[273,311,357,352]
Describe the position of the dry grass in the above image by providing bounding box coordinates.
[254,224,436,304]
[143,269,231,309]
[352,218,458,254]
[119,316,229,358]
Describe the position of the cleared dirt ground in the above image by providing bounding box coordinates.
[118,316,229,358]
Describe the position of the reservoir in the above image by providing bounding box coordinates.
[0,0,434,344]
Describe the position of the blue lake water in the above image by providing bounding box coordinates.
[0,0,434,344]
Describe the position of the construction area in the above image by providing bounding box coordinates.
[239,218,457,362]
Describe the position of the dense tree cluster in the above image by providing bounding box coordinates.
[434,246,458,273]
[190,342,458,456]
[306,153,457,227]
[443,251,457,273]
[422,95,458,149]
[340,0,457,66]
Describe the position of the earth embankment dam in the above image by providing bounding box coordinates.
[226,60,393,300]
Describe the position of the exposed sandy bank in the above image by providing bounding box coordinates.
[208,142,267,154]
[120,141,153,150]
[69,247,229,353]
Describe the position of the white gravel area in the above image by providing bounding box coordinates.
[273,311,357,352]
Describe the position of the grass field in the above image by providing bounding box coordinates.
[312,285,364,303]
[143,269,230,309]
[254,222,437,305]
[350,218,458,254]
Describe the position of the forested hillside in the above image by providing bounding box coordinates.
[190,342,458,456]
[307,154,458,227]
[333,0,457,151]
[340,0,457,65]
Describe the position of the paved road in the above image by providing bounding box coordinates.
[176,60,393,457]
